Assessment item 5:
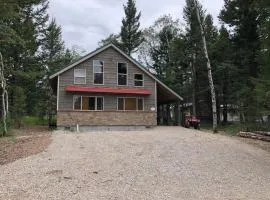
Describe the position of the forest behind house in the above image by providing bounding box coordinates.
[0,0,270,135]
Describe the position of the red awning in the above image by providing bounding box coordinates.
[65,85,151,95]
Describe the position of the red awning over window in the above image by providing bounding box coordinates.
[65,85,151,95]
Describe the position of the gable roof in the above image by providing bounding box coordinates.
[49,43,183,101]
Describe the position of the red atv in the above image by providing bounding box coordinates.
[184,115,200,129]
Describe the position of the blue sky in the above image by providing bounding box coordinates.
[48,0,224,52]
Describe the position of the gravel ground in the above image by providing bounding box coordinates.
[0,126,270,200]
[0,126,51,165]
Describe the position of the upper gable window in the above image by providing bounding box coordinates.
[93,60,104,84]
[118,63,127,86]
[134,74,143,87]
[74,69,86,84]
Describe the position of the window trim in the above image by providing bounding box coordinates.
[74,68,86,85]
[73,95,104,111]
[117,62,128,86]
[117,97,144,111]
[134,73,144,87]
[93,60,104,85]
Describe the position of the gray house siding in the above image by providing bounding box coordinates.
[58,47,156,112]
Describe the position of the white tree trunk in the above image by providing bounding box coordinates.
[0,52,8,136]
[194,0,217,132]
[191,51,197,116]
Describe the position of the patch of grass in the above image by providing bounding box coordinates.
[201,122,270,136]
[22,116,48,126]
[201,122,243,136]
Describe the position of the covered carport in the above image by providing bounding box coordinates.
[156,82,183,126]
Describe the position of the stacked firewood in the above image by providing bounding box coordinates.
[237,131,270,142]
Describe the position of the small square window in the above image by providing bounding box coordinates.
[134,74,143,87]
[74,69,86,84]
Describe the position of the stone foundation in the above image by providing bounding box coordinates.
[57,111,157,127]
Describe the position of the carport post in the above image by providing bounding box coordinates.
[167,103,171,125]
[174,103,179,126]
[177,103,181,126]
[159,105,163,125]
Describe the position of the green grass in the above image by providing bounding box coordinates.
[201,122,270,136]
[22,116,48,126]
[201,123,245,136]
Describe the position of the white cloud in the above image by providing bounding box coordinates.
[48,0,224,52]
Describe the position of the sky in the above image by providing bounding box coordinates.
[48,0,224,52]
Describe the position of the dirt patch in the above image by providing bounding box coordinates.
[237,137,270,152]
[203,128,270,153]
[0,126,52,165]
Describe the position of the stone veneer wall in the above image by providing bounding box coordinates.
[57,111,157,127]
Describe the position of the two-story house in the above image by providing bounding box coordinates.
[49,43,183,131]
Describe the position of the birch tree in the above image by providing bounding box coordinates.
[194,0,217,132]
[0,52,8,136]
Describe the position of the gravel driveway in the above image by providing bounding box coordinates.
[0,126,270,200]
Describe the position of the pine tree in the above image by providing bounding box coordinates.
[3,0,50,116]
[120,0,143,55]
[151,25,176,82]
[41,18,65,75]
[98,34,120,47]
[39,18,67,123]
[255,0,270,120]
[11,86,26,128]
[219,0,261,122]
[183,0,205,116]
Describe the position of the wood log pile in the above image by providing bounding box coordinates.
[237,131,270,142]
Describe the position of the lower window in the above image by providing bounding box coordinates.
[117,97,144,111]
[73,96,103,111]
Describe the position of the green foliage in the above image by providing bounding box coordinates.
[219,0,261,121]
[11,86,26,127]
[98,34,121,47]
[254,0,270,117]
[1,0,270,132]
[120,0,143,55]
